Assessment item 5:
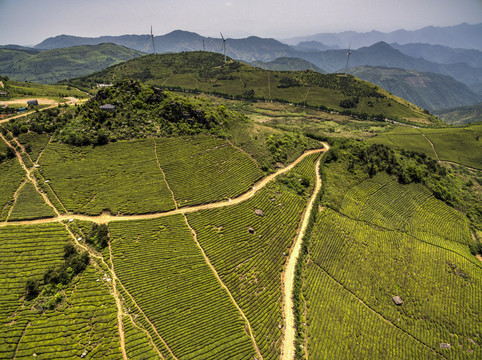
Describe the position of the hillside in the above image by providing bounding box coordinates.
[434,102,482,125]
[0,43,145,83]
[65,51,435,124]
[350,66,481,111]
[251,57,326,73]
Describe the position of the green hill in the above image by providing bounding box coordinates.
[0,43,145,84]
[66,51,435,124]
[350,66,481,111]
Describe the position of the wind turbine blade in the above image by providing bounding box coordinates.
[220,32,225,41]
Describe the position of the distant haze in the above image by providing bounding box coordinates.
[0,0,481,46]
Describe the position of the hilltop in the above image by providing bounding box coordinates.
[0,43,144,84]
[65,51,435,125]
[251,57,326,73]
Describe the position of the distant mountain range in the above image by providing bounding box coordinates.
[434,102,482,125]
[30,28,482,93]
[2,23,481,110]
[349,66,481,111]
[283,23,482,50]
[0,43,144,83]
[249,57,481,111]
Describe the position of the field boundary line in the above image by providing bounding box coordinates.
[281,154,324,360]
[64,221,174,359]
[3,179,28,223]
[12,322,30,360]
[311,260,446,360]
[183,213,263,360]
[108,244,128,360]
[225,138,263,172]
[154,139,178,209]
[115,279,179,360]
[125,313,166,360]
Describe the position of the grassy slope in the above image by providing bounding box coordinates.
[369,124,482,169]
[0,43,145,84]
[66,52,433,124]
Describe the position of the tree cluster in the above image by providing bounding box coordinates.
[86,223,109,251]
[26,243,90,303]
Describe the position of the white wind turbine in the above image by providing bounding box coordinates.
[344,42,352,77]
[220,32,227,62]
[149,26,156,55]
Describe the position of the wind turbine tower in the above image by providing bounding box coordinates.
[344,42,352,77]
[203,39,205,51]
[150,26,156,55]
[220,32,227,62]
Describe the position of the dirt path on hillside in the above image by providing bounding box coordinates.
[417,130,440,161]
[0,133,60,217]
[280,149,326,360]
[2,146,328,227]
[0,98,57,106]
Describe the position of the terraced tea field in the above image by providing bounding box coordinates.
[0,126,327,359]
[296,157,481,360]
[1,99,480,360]
[39,136,263,215]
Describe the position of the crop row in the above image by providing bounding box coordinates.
[0,223,67,358]
[0,158,25,221]
[38,136,263,216]
[12,267,121,359]
[186,152,319,360]
[109,215,257,360]
[8,182,56,221]
[304,208,481,359]
[39,139,176,215]
[155,136,263,207]
[122,315,160,359]
[303,261,440,359]
[339,173,472,244]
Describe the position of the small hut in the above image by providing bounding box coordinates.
[0,91,8,97]
[100,104,116,112]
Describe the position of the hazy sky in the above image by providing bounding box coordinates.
[1,0,481,45]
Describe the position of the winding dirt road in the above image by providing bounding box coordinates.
[280,149,326,360]
[1,146,328,227]
[1,140,330,360]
